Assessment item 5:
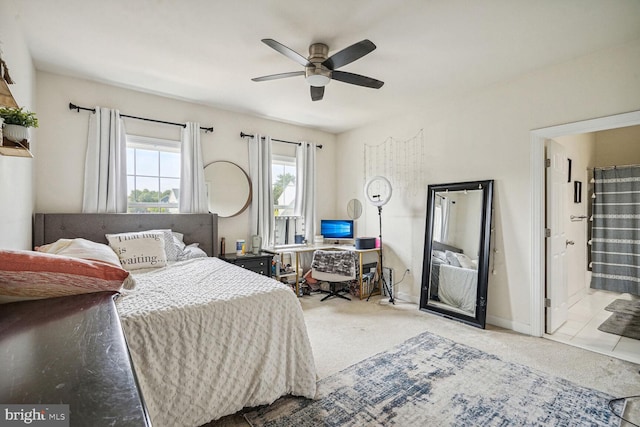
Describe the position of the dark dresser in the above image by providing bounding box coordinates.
[0,292,151,427]
[220,252,273,277]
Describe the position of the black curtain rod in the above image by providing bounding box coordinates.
[240,131,323,149]
[69,103,214,133]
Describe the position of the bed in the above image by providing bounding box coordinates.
[33,213,317,427]
[429,241,478,313]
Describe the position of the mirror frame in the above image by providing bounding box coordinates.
[347,198,363,220]
[203,160,252,218]
[419,179,494,328]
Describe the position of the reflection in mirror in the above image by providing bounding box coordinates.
[204,161,252,217]
[347,199,363,219]
[419,180,494,328]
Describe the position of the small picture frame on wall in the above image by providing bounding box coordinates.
[574,180,582,203]
[567,158,572,182]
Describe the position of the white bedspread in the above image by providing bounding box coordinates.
[438,263,478,314]
[115,257,317,427]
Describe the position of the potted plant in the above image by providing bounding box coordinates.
[0,106,38,144]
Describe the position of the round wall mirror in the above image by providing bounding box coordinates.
[203,161,252,217]
[347,198,363,219]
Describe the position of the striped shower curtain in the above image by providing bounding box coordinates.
[590,166,640,296]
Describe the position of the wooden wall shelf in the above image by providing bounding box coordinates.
[0,79,32,157]
[0,136,32,158]
[0,79,18,108]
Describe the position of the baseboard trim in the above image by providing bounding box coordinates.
[486,314,531,335]
[395,294,534,335]
[394,291,419,304]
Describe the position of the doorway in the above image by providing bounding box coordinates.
[530,110,640,364]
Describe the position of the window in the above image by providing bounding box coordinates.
[126,135,181,213]
[272,155,303,245]
[272,155,297,216]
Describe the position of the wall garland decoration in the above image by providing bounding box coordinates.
[364,129,426,198]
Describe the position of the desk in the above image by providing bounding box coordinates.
[267,244,381,299]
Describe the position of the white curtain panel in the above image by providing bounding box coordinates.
[82,107,128,213]
[248,134,274,247]
[180,122,208,213]
[441,196,450,243]
[295,141,317,243]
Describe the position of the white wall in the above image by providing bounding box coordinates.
[0,1,37,249]
[336,38,640,332]
[35,72,337,250]
[595,125,640,166]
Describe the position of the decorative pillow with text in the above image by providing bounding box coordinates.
[106,231,167,271]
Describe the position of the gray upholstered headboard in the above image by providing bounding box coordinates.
[33,213,219,257]
[433,241,463,254]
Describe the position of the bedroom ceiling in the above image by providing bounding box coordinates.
[9,0,640,134]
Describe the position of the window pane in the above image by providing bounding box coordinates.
[126,135,181,212]
[134,177,160,202]
[136,149,159,176]
[272,157,297,217]
[127,176,135,200]
[160,178,180,203]
[127,148,135,175]
[160,151,180,178]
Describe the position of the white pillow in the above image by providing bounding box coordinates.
[36,238,121,267]
[455,252,476,269]
[106,231,167,271]
[178,243,207,260]
[432,250,446,261]
[148,229,185,262]
[445,250,461,267]
[35,238,136,291]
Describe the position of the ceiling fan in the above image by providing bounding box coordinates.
[252,38,384,101]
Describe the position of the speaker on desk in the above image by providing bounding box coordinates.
[355,237,376,250]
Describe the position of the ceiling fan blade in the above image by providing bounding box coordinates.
[310,86,324,101]
[252,71,305,82]
[331,70,384,89]
[322,39,376,70]
[261,39,311,67]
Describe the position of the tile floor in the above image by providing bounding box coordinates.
[546,289,640,364]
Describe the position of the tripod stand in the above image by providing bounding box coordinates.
[367,205,394,304]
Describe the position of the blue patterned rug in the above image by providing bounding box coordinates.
[244,331,618,426]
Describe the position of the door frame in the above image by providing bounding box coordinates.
[530,110,640,337]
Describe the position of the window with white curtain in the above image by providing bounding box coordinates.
[126,135,181,213]
[433,204,443,242]
[272,154,303,245]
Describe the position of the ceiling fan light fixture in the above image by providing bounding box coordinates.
[305,64,331,87]
[306,74,330,87]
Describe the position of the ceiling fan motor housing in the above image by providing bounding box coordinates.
[306,43,331,86]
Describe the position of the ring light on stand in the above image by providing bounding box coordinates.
[364,176,394,304]
[364,175,392,207]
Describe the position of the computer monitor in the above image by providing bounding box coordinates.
[320,219,354,240]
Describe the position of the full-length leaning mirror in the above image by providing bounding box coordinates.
[204,161,252,217]
[419,180,494,328]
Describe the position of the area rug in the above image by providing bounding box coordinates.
[598,299,640,340]
[244,331,617,426]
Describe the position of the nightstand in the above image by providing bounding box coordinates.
[220,252,273,277]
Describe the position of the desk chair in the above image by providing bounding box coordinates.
[310,250,356,302]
